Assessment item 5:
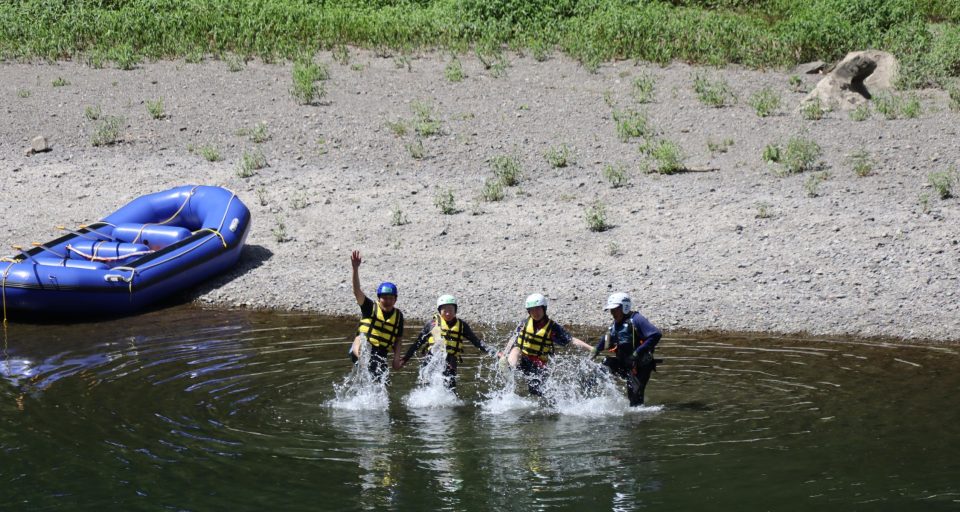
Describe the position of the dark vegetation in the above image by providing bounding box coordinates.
[1,0,958,87]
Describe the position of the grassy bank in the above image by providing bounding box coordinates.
[1,0,958,87]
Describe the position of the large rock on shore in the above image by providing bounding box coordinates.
[800,50,899,110]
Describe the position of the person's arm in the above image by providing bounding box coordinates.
[462,322,496,356]
[553,323,594,352]
[631,314,662,355]
[403,322,434,364]
[350,250,365,305]
[391,312,405,370]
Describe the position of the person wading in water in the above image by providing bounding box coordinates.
[500,293,594,396]
[401,294,496,390]
[592,292,661,406]
[349,250,404,383]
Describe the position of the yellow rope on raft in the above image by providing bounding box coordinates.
[195,228,227,248]
[1,259,16,327]
[132,186,201,244]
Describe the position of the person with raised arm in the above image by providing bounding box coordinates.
[349,250,404,383]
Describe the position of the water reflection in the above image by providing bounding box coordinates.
[0,309,958,510]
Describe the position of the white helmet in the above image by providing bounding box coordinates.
[437,294,458,309]
[524,293,548,309]
[604,292,631,314]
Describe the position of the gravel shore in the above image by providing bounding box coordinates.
[2,50,958,342]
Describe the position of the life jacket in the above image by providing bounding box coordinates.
[605,312,649,357]
[423,314,465,356]
[516,316,556,358]
[358,304,401,350]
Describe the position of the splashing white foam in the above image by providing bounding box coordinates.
[404,329,462,409]
[329,335,389,411]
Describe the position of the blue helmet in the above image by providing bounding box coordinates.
[377,282,398,297]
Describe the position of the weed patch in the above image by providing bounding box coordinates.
[613,109,651,142]
[545,144,574,168]
[492,154,522,186]
[602,163,629,188]
[693,72,736,107]
[585,201,611,232]
[748,87,781,117]
[434,188,457,214]
[91,116,124,146]
[146,98,165,119]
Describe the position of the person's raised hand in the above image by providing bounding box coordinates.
[350,250,362,269]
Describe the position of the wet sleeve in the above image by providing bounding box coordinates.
[397,311,405,338]
[359,297,374,318]
[632,314,662,353]
[550,323,574,346]
[404,321,433,361]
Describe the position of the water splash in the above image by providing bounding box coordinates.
[404,330,462,408]
[477,355,537,414]
[476,352,657,417]
[329,335,388,410]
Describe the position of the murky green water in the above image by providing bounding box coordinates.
[2,307,958,511]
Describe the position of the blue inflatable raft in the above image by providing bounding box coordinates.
[1,185,250,318]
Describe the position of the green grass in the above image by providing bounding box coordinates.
[444,56,465,82]
[949,82,960,111]
[602,163,629,188]
[411,101,442,137]
[271,216,290,243]
[804,171,829,197]
[613,109,651,142]
[632,73,656,104]
[707,138,734,154]
[434,188,457,214]
[748,87,780,117]
[84,105,101,121]
[762,143,781,164]
[251,122,270,143]
[481,178,505,202]
[146,98,165,119]
[873,92,902,119]
[405,138,425,159]
[850,103,871,121]
[196,144,221,162]
[693,72,736,108]
[290,58,328,105]
[545,144,574,168]
[17,88,30,98]
[585,201,611,232]
[800,97,825,120]
[91,116,124,146]
[491,154,522,186]
[52,76,69,87]
[783,136,822,174]
[850,149,873,177]
[642,139,686,174]
[2,0,959,87]
[928,169,956,199]
[238,149,267,178]
[391,204,409,226]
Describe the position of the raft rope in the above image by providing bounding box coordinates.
[64,244,154,263]
[103,190,237,293]
[131,185,200,245]
[2,258,15,326]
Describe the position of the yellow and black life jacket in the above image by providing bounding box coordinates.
[516,317,555,358]
[424,314,465,356]
[358,305,401,350]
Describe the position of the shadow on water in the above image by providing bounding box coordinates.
[2,308,960,510]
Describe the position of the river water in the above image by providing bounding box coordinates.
[1,307,958,511]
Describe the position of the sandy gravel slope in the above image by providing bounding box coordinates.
[2,50,958,342]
